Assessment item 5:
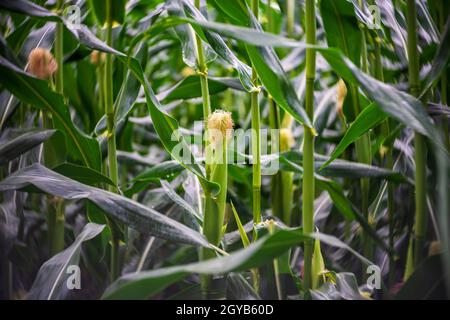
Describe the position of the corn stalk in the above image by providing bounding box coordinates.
[105,0,120,281]
[251,0,261,225]
[302,0,316,293]
[45,0,65,256]
[194,0,211,121]
[406,0,427,271]
[201,111,231,298]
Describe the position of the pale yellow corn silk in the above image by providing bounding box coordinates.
[27,48,57,80]
[336,79,347,118]
[280,128,294,152]
[207,110,234,148]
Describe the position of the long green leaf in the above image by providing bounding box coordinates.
[259,151,408,182]
[102,227,370,299]
[0,164,209,247]
[0,129,55,166]
[179,0,255,92]
[0,57,101,170]
[27,223,105,300]
[0,0,59,21]
[320,0,361,66]
[320,103,388,169]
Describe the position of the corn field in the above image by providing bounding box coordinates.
[0,0,449,301]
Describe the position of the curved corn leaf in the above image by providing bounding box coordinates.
[260,155,393,254]
[0,57,101,170]
[0,0,219,195]
[311,272,368,300]
[95,42,148,136]
[0,164,209,247]
[320,103,387,169]
[167,0,217,70]
[157,75,244,102]
[226,273,260,300]
[52,163,115,187]
[125,161,185,197]
[102,228,370,299]
[260,151,408,182]
[62,23,219,194]
[166,1,313,128]
[160,179,202,224]
[179,0,255,92]
[0,0,59,21]
[0,129,56,165]
[27,223,105,300]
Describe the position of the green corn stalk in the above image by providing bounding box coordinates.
[52,0,65,256]
[42,0,65,256]
[105,0,120,281]
[302,0,316,293]
[405,0,427,270]
[195,0,222,297]
[92,51,105,122]
[267,0,273,32]
[201,110,232,298]
[251,0,262,226]
[194,0,211,121]
[194,0,212,182]
[404,235,415,281]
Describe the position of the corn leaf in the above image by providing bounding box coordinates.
[0,57,102,171]
[27,223,105,300]
[102,228,370,299]
[0,129,56,165]
[0,164,209,247]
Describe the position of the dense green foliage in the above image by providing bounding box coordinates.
[0,0,449,300]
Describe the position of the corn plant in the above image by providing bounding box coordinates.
[0,0,449,301]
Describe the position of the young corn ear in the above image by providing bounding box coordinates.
[27,48,58,80]
[336,79,347,120]
[311,238,326,290]
[201,110,233,295]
